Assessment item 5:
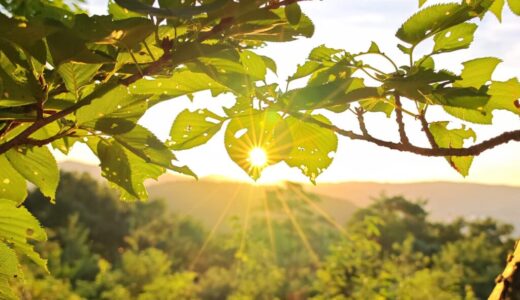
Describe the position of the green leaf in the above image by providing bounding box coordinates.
[5,146,59,202]
[95,139,164,201]
[76,84,150,124]
[433,22,477,53]
[426,87,489,109]
[112,123,176,169]
[429,121,476,176]
[367,41,381,53]
[114,0,228,18]
[260,55,277,74]
[0,242,21,300]
[309,45,342,62]
[454,57,501,89]
[284,115,337,184]
[489,0,505,21]
[284,79,380,111]
[288,61,324,82]
[58,62,102,100]
[0,199,48,270]
[486,78,520,115]
[419,0,428,7]
[0,155,27,205]
[130,70,229,99]
[169,109,224,150]
[508,0,520,15]
[240,50,266,81]
[360,97,395,117]
[224,110,291,180]
[285,3,302,25]
[109,0,146,19]
[397,3,460,44]
[443,106,492,124]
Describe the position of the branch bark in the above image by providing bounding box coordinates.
[293,112,520,157]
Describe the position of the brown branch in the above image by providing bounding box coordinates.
[24,128,75,147]
[0,82,116,155]
[355,108,369,136]
[394,95,410,145]
[292,112,520,157]
[418,110,438,149]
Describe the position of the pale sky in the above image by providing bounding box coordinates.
[58,0,520,186]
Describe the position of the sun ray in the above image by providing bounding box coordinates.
[262,190,277,261]
[189,187,241,270]
[275,188,320,267]
[287,183,348,236]
[239,186,253,254]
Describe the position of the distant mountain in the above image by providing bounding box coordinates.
[309,182,520,232]
[60,161,520,232]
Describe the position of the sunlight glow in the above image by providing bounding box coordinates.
[249,147,268,167]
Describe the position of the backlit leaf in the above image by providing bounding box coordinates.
[284,115,337,184]
[454,57,501,89]
[169,109,225,150]
[433,22,477,53]
[5,146,59,202]
[429,121,476,176]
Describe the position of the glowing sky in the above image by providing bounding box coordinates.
[59,0,520,186]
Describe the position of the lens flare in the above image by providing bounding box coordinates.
[249,147,268,167]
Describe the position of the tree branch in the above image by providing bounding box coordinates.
[292,112,520,157]
[394,95,410,145]
[418,110,438,149]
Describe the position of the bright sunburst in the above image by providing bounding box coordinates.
[249,147,268,167]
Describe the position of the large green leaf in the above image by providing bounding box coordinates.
[433,22,477,53]
[429,121,476,176]
[454,57,501,89]
[169,109,225,150]
[130,70,229,99]
[240,50,266,81]
[284,115,337,184]
[0,155,27,205]
[284,79,380,111]
[114,0,228,18]
[224,110,291,180]
[76,84,150,124]
[508,0,520,15]
[0,242,21,300]
[5,146,59,202]
[95,139,164,201]
[0,199,48,270]
[489,0,505,20]
[396,2,490,45]
[486,78,520,115]
[443,106,492,125]
[58,62,102,100]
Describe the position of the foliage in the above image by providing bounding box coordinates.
[0,0,519,297]
[11,172,516,299]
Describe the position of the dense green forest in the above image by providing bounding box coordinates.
[14,171,515,299]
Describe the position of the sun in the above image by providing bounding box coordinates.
[248,147,268,167]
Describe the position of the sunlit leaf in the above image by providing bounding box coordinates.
[169,109,225,150]
[0,155,27,205]
[284,115,338,184]
[454,57,501,89]
[224,110,291,180]
[429,121,476,176]
[433,22,477,53]
[486,78,520,115]
[5,146,59,202]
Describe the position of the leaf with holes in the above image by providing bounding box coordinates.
[433,22,477,53]
[284,115,337,184]
[169,109,225,150]
[224,110,291,180]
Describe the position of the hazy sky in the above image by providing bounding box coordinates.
[61,0,520,186]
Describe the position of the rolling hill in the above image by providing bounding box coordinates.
[60,161,520,232]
